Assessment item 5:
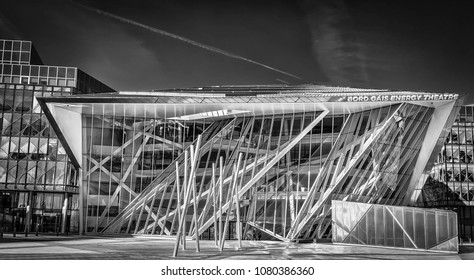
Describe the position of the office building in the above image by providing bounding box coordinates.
[419,105,474,241]
[0,39,113,234]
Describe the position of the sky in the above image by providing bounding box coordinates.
[1,0,474,102]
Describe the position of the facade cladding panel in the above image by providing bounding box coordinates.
[332,200,458,252]
[37,86,463,242]
[0,39,113,234]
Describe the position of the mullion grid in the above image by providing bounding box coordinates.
[218,116,253,239]
[112,120,219,233]
[377,105,429,203]
[246,114,267,232]
[240,116,257,236]
[297,106,400,239]
[372,104,429,204]
[85,111,96,232]
[305,110,379,239]
[4,86,17,188]
[318,105,434,238]
[196,117,254,238]
[132,107,150,233]
[124,106,143,231]
[271,112,286,234]
[318,108,404,238]
[382,106,435,204]
[287,113,353,239]
[119,105,128,232]
[106,105,117,227]
[95,104,106,232]
[261,111,276,232]
[179,120,227,236]
[280,111,298,236]
[0,86,6,186]
[114,119,232,235]
[345,105,417,203]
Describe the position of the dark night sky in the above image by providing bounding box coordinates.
[1,0,474,102]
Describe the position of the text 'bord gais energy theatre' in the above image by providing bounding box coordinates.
[1,39,473,253]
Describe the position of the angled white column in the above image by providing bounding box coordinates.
[197,110,329,236]
[46,104,83,167]
[404,100,457,205]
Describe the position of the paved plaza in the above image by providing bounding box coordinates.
[0,234,473,260]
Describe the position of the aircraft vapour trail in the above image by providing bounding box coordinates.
[66,0,302,80]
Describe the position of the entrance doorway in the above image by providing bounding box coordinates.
[1,191,74,235]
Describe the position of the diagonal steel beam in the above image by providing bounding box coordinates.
[197,111,329,235]
[101,119,237,233]
[287,105,402,240]
[85,132,144,177]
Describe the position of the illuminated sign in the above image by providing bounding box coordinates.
[344,94,458,102]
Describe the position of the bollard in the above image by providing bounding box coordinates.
[36,222,39,236]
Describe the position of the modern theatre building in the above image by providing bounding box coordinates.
[1,39,472,251]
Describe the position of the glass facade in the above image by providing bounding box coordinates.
[81,105,344,234]
[0,39,113,234]
[420,105,474,241]
[332,200,458,252]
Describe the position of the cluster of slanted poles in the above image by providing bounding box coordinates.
[172,135,245,257]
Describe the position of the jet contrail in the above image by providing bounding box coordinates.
[66,0,302,80]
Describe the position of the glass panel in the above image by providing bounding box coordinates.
[366,207,375,245]
[437,213,448,242]
[384,207,394,247]
[357,215,368,244]
[393,207,404,245]
[414,211,426,249]
[374,206,385,246]
[403,209,415,248]
[21,41,30,51]
[425,211,437,248]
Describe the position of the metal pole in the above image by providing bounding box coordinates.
[218,156,223,247]
[235,154,243,249]
[172,136,202,257]
[192,169,200,252]
[212,163,218,246]
[182,150,188,250]
[190,141,201,252]
[175,161,181,228]
[175,161,183,245]
[173,149,193,257]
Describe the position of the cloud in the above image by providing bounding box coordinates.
[300,0,369,87]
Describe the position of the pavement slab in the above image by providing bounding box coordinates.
[0,234,472,260]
